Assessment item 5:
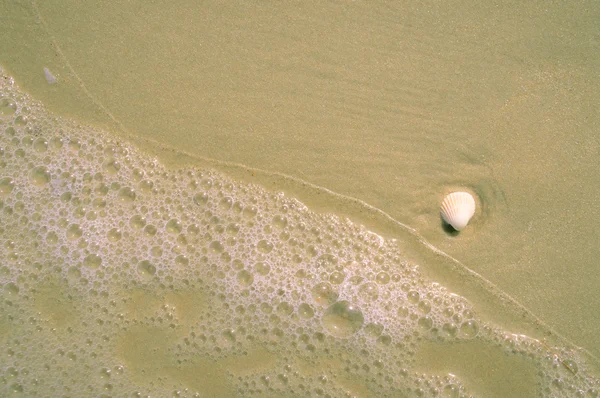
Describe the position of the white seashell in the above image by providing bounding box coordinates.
[440,191,476,231]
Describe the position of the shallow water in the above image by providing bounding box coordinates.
[1,1,600,397]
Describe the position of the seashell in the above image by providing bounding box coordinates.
[440,191,476,231]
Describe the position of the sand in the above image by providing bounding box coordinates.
[1,0,599,396]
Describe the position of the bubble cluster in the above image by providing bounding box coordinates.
[0,70,598,397]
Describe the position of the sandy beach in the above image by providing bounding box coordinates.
[1,1,599,396]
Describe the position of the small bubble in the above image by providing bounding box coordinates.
[242,206,258,219]
[209,241,224,253]
[407,291,420,304]
[322,301,364,337]
[254,262,270,275]
[175,255,189,267]
[358,282,379,302]
[138,260,156,279]
[33,137,48,152]
[329,271,345,285]
[316,254,338,269]
[397,306,409,317]
[144,225,157,236]
[563,359,578,374]
[442,323,458,338]
[298,303,315,319]
[92,198,107,208]
[272,215,288,229]
[107,228,122,242]
[0,177,15,197]
[277,374,288,384]
[9,383,23,393]
[95,183,109,196]
[68,138,81,151]
[418,300,432,314]
[103,159,121,175]
[131,167,144,180]
[83,254,102,269]
[100,368,111,378]
[311,282,339,306]
[138,179,154,192]
[118,187,136,202]
[193,192,208,206]
[29,166,51,186]
[237,270,254,286]
[443,384,459,398]
[418,316,433,330]
[166,219,182,234]
[3,282,19,295]
[86,210,98,220]
[0,97,17,115]
[376,335,392,346]
[66,224,83,240]
[277,302,294,316]
[257,240,273,254]
[130,215,146,229]
[5,126,16,136]
[364,323,384,338]
[46,231,59,245]
[226,223,240,235]
[151,246,163,257]
[375,272,390,284]
[67,267,81,281]
[222,329,236,343]
[14,115,28,125]
[219,197,233,210]
[49,136,63,149]
[22,135,34,146]
[459,320,479,338]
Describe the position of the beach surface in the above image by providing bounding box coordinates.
[1,1,599,396]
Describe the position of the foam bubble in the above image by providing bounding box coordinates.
[322,301,365,337]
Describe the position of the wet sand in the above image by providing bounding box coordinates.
[1,0,599,396]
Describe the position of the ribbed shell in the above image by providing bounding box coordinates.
[440,191,476,231]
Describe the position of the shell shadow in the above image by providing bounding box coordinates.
[440,216,460,236]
